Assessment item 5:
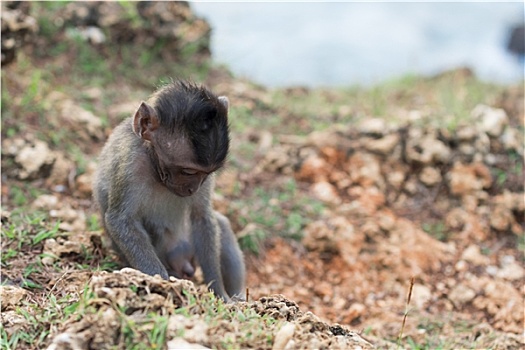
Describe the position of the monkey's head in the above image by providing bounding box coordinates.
[132,80,230,197]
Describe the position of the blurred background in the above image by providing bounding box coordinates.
[192,2,524,87]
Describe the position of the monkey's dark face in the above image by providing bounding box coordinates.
[132,81,230,197]
[152,135,221,197]
[158,165,210,197]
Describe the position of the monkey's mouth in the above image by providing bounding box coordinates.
[164,183,195,197]
[174,191,193,198]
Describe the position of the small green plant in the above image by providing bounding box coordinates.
[139,38,168,66]
[68,144,88,174]
[119,1,143,28]
[145,314,169,348]
[97,258,122,272]
[285,212,304,237]
[87,214,101,231]
[1,248,18,265]
[10,186,28,206]
[1,325,20,349]
[421,221,448,241]
[495,169,507,187]
[32,221,60,244]
[20,70,43,107]
[238,228,266,254]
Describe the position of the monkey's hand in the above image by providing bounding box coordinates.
[229,294,246,303]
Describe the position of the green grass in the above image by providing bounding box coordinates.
[2,293,81,349]
[238,228,266,255]
[87,214,101,231]
[32,221,60,245]
[243,72,504,137]
[121,313,170,350]
[267,88,354,133]
[1,211,51,258]
[1,278,97,349]
[229,105,265,133]
[396,315,485,350]
[230,178,325,253]
[2,64,49,134]
[1,211,60,288]
[171,291,281,349]
[6,183,44,208]
[118,1,143,29]
[405,336,446,350]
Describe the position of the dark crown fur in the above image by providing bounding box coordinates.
[151,80,230,167]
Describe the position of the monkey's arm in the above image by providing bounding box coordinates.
[105,205,169,279]
[190,182,230,301]
[191,215,229,300]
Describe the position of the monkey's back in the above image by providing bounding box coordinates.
[93,118,137,216]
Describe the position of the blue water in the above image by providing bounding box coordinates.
[191,2,524,87]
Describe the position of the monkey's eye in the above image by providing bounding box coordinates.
[181,169,198,176]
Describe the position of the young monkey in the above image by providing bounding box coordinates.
[93,80,245,301]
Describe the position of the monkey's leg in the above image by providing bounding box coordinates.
[215,212,246,299]
[105,213,169,279]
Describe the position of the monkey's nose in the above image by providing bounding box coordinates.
[187,188,194,195]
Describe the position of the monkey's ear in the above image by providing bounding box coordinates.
[133,102,159,141]
[218,96,229,111]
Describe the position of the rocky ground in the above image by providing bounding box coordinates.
[246,102,524,345]
[1,2,524,349]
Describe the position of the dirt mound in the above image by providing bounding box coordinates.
[45,269,375,350]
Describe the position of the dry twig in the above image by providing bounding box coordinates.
[397,276,415,349]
